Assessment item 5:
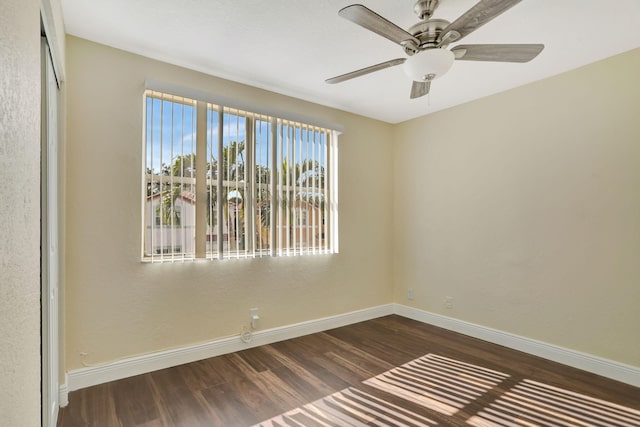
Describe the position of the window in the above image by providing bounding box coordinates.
[143,89,339,262]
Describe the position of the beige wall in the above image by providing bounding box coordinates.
[64,36,394,370]
[393,48,640,366]
[65,34,639,374]
[0,0,42,425]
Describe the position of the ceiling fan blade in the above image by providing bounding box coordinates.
[326,58,406,84]
[339,4,419,46]
[452,44,544,62]
[410,80,431,99]
[439,0,522,44]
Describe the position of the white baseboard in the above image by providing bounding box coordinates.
[66,304,394,392]
[64,302,639,395]
[393,304,640,388]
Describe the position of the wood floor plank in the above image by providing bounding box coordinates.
[148,366,216,426]
[266,363,332,404]
[57,383,119,427]
[236,345,287,374]
[111,374,163,425]
[58,315,640,426]
[263,340,351,394]
[317,331,397,373]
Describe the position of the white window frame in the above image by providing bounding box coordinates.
[142,83,340,262]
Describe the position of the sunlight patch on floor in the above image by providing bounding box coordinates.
[255,386,437,426]
[255,353,640,427]
[467,379,640,427]
[364,353,510,416]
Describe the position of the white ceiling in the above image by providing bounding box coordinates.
[61,0,640,124]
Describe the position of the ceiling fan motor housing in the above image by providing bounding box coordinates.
[404,19,451,55]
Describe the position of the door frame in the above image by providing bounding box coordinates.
[41,32,61,427]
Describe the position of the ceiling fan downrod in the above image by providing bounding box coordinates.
[414,0,440,20]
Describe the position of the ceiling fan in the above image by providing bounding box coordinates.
[326,0,544,99]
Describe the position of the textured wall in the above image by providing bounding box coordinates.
[64,36,394,370]
[393,48,640,366]
[0,0,42,425]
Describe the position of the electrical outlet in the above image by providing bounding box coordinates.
[407,288,414,300]
[250,308,259,328]
[444,296,454,309]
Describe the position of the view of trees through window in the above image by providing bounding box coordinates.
[143,90,337,261]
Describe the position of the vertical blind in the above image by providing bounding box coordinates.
[143,90,339,262]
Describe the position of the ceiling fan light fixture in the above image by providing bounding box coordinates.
[403,48,454,82]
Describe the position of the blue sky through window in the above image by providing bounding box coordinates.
[146,96,327,184]
[146,96,196,175]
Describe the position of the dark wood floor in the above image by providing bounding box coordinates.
[58,315,640,426]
